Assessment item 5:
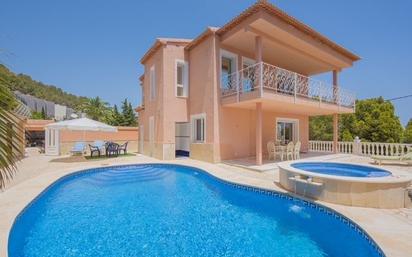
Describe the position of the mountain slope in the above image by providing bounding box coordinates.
[0,64,88,110]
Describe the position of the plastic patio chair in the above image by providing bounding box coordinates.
[267,141,275,160]
[286,141,295,160]
[294,141,301,160]
[118,141,129,155]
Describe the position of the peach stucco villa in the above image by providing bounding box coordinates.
[136,0,360,165]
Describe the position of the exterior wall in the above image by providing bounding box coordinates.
[138,37,311,163]
[188,35,220,162]
[218,107,309,160]
[59,126,138,155]
[139,46,165,159]
[139,44,189,160]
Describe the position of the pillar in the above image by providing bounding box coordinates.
[255,36,262,62]
[333,70,339,104]
[256,102,263,165]
[333,113,338,153]
[255,36,263,95]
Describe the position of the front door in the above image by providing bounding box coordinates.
[45,128,60,156]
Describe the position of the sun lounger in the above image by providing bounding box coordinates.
[70,142,86,155]
[371,151,412,165]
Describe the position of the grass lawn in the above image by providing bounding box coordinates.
[85,153,136,161]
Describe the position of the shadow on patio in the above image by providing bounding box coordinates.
[222,152,334,172]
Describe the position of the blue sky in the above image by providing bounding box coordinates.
[1,0,411,125]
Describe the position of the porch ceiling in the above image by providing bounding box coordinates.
[221,97,354,116]
[220,12,356,76]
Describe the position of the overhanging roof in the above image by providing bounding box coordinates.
[216,0,360,62]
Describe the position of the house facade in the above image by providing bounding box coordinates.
[136,1,359,164]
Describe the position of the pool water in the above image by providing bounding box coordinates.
[9,164,383,257]
[291,162,391,178]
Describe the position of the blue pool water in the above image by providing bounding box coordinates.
[9,164,384,257]
[291,162,391,178]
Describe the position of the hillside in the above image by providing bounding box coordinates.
[0,64,88,110]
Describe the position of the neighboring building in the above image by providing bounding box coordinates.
[15,91,77,120]
[54,104,67,121]
[136,1,359,164]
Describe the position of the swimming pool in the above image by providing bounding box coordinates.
[9,164,384,257]
[291,162,391,177]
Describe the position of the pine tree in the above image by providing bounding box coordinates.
[112,104,123,126]
[120,99,136,126]
[41,107,47,119]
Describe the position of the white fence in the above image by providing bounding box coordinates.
[309,140,412,157]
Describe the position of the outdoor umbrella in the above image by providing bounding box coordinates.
[45,118,118,155]
[46,117,117,132]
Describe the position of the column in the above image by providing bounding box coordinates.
[256,102,263,165]
[255,36,262,62]
[333,70,339,104]
[333,113,338,153]
[255,36,263,95]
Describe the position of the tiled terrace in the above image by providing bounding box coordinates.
[0,150,411,256]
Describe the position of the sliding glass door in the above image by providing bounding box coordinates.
[276,119,298,144]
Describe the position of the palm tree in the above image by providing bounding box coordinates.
[80,96,109,121]
[0,80,24,189]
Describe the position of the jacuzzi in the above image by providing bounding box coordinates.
[278,161,412,208]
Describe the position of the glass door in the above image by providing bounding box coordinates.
[242,58,255,92]
[277,121,296,144]
[221,56,236,91]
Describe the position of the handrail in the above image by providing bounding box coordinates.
[220,62,356,108]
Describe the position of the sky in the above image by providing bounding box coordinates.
[1,0,411,125]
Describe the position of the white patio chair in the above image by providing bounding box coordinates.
[294,141,301,160]
[267,141,275,160]
[286,141,295,160]
[274,144,285,161]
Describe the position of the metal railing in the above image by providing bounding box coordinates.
[220,62,356,108]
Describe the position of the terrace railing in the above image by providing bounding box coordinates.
[309,140,412,157]
[220,62,356,108]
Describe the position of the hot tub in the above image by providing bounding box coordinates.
[278,161,411,208]
[291,162,392,178]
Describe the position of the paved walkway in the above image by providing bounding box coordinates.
[1,152,411,257]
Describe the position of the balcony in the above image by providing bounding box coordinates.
[220,62,356,114]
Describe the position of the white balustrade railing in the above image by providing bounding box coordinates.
[359,142,411,157]
[309,140,412,157]
[337,141,354,154]
[309,141,334,152]
[220,62,356,108]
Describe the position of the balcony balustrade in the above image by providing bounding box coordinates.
[220,62,356,108]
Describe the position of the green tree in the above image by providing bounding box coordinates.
[309,97,404,143]
[0,80,24,189]
[106,104,123,126]
[309,115,333,141]
[80,96,109,121]
[0,64,88,111]
[350,97,403,142]
[120,99,136,126]
[31,111,46,120]
[404,119,412,143]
